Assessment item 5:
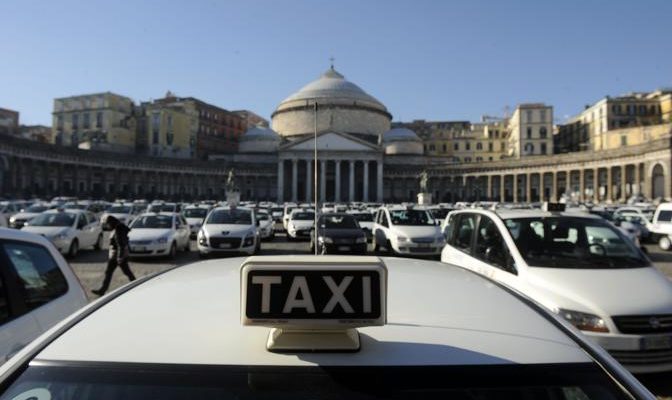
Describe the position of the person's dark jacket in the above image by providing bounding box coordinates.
[109,223,130,261]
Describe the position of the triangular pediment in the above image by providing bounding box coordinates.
[280,131,380,152]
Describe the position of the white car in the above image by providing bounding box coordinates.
[286,209,315,240]
[21,209,103,257]
[8,204,50,229]
[197,206,259,257]
[647,203,672,250]
[614,207,653,241]
[0,202,21,228]
[255,209,274,240]
[441,208,672,373]
[0,228,88,364]
[182,205,210,239]
[99,203,136,229]
[270,206,284,223]
[372,206,444,256]
[128,212,190,258]
[0,255,653,399]
[282,203,298,231]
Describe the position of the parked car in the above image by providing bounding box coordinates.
[197,206,259,257]
[99,203,136,230]
[286,209,315,241]
[347,210,375,241]
[310,213,367,254]
[441,207,672,373]
[21,209,103,258]
[0,228,88,364]
[182,205,210,239]
[128,213,190,258]
[648,203,672,250]
[255,209,275,240]
[372,206,444,256]
[7,204,50,229]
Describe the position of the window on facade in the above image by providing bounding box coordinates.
[621,136,627,146]
[489,157,493,161]
[465,157,472,163]
[466,142,471,150]
[488,142,493,152]
[83,113,90,129]
[476,143,483,150]
[442,144,447,152]
[501,142,505,151]
[539,127,547,138]
[72,114,79,129]
[57,115,63,129]
[539,109,546,122]
[526,127,532,139]
[495,130,499,138]
[96,111,103,128]
[525,143,534,154]
[526,110,533,122]
[541,143,547,154]
[454,143,459,150]
[167,115,173,129]
[476,156,483,162]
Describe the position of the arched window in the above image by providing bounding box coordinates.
[539,127,547,138]
[524,143,534,154]
[476,143,483,150]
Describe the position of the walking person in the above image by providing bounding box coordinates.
[92,215,136,296]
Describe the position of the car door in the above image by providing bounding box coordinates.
[175,216,189,247]
[471,215,519,288]
[373,209,389,245]
[84,212,100,247]
[74,213,90,247]
[442,213,477,268]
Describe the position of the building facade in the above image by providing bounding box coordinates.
[0,108,19,135]
[507,103,553,158]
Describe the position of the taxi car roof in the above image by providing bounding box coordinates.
[36,256,590,367]
[488,209,602,220]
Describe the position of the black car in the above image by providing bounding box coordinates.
[311,213,367,255]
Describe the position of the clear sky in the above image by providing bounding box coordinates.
[2,0,671,126]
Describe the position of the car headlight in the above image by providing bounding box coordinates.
[557,308,609,333]
[156,236,169,244]
[56,232,69,240]
[436,235,446,244]
[397,236,408,242]
[244,233,255,246]
[356,237,366,243]
[9,216,16,223]
[198,231,208,246]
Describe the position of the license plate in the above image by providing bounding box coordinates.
[219,243,232,249]
[338,246,350,251]
[132,246,146,252]
[417,243,431,248]
[642,335,672,350]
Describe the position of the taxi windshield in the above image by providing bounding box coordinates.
[208,209,252,225]
[504,217,649,269]
[320,215,359,229]
[351,213,374,222]
[24,205,48,213]
[28,213,75,227]
[107,206,131,214]
[390,209,433,226]
[131,215,173,229]
[184,208,208,218]
[293,212,315,220]
[0,363,629,400]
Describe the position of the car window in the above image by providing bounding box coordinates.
[443,214,455,239]
[1,241,68,312]
[76,215,87,229]
[474,216,514,272]
[656,210,672,223]
[380,211,389,228]
[452,214,476,253]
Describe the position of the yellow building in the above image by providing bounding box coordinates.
[52,92,135,153]
[507,103,553,158]
[145,104,195,159]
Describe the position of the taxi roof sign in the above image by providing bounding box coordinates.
[542,202,566,212]
[240,256,388,352]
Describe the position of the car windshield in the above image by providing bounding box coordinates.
[293,212,314,221]
[24,205,48,213]
[429,208,452,220]
[64,203,87,210]
[257,212,270,221]
[29,213,75,227]
[0,363,629,400]
[148,204,163,213]
[207,209,252,225]
[184,208,208,218]
[108,206,132,213]
[390,209,433,226]
[351,213,373,222]
[161,204,177,212]
[131,215,173,229]
[320,215,359,229]
[504,217,649,269]
[271,207,283,213]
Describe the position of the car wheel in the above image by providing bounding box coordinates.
[183,241,190,252]
[68,239,79,258]
[659,236,671,251]
[94,233,103,250]
[169,242,177,259]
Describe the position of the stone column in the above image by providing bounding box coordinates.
[606,166,613,202]
[539,173,545,202]
[320,160,327,203]
[291,159,298,203]
[277,160,284,202]
[525,173,532,202]
[363,160,369,202]
[634,163,641,195]
[579,169,585,202]
[376,161,383,203]
[487,175,492,200]
[334,160,341,202]
[643,163,652,199]
[551,171,557,202]
[620,165,627,202]
[349,160,355,202]
[565,170,571,200]
[593,167,599,202]
[512,174,518,203]
[305,159,312,203]
[499,175,505,203]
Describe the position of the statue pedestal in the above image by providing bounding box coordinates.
[226,190,240,206]
[417,192,432,206]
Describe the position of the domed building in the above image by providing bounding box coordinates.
[272,67,392,142]
[382,128,423,155]
[238,125,280,153]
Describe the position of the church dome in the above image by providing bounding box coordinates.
[239,126,281,153]
[382,128,423,155]
[271,67,392,139]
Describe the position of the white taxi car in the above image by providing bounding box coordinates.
[7,203,50,229]
[197,206,259,257]
[282,203,298,231]
[286,209,315,240]
[255,209,275,240]
[21,209,103,258]
[441,206,672,373]
[372,206,444,256]
[0,228,87,364]
[128,212,190,258]
[182,205,210,239]
[98,203,135,229]
[0,255,653,399]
